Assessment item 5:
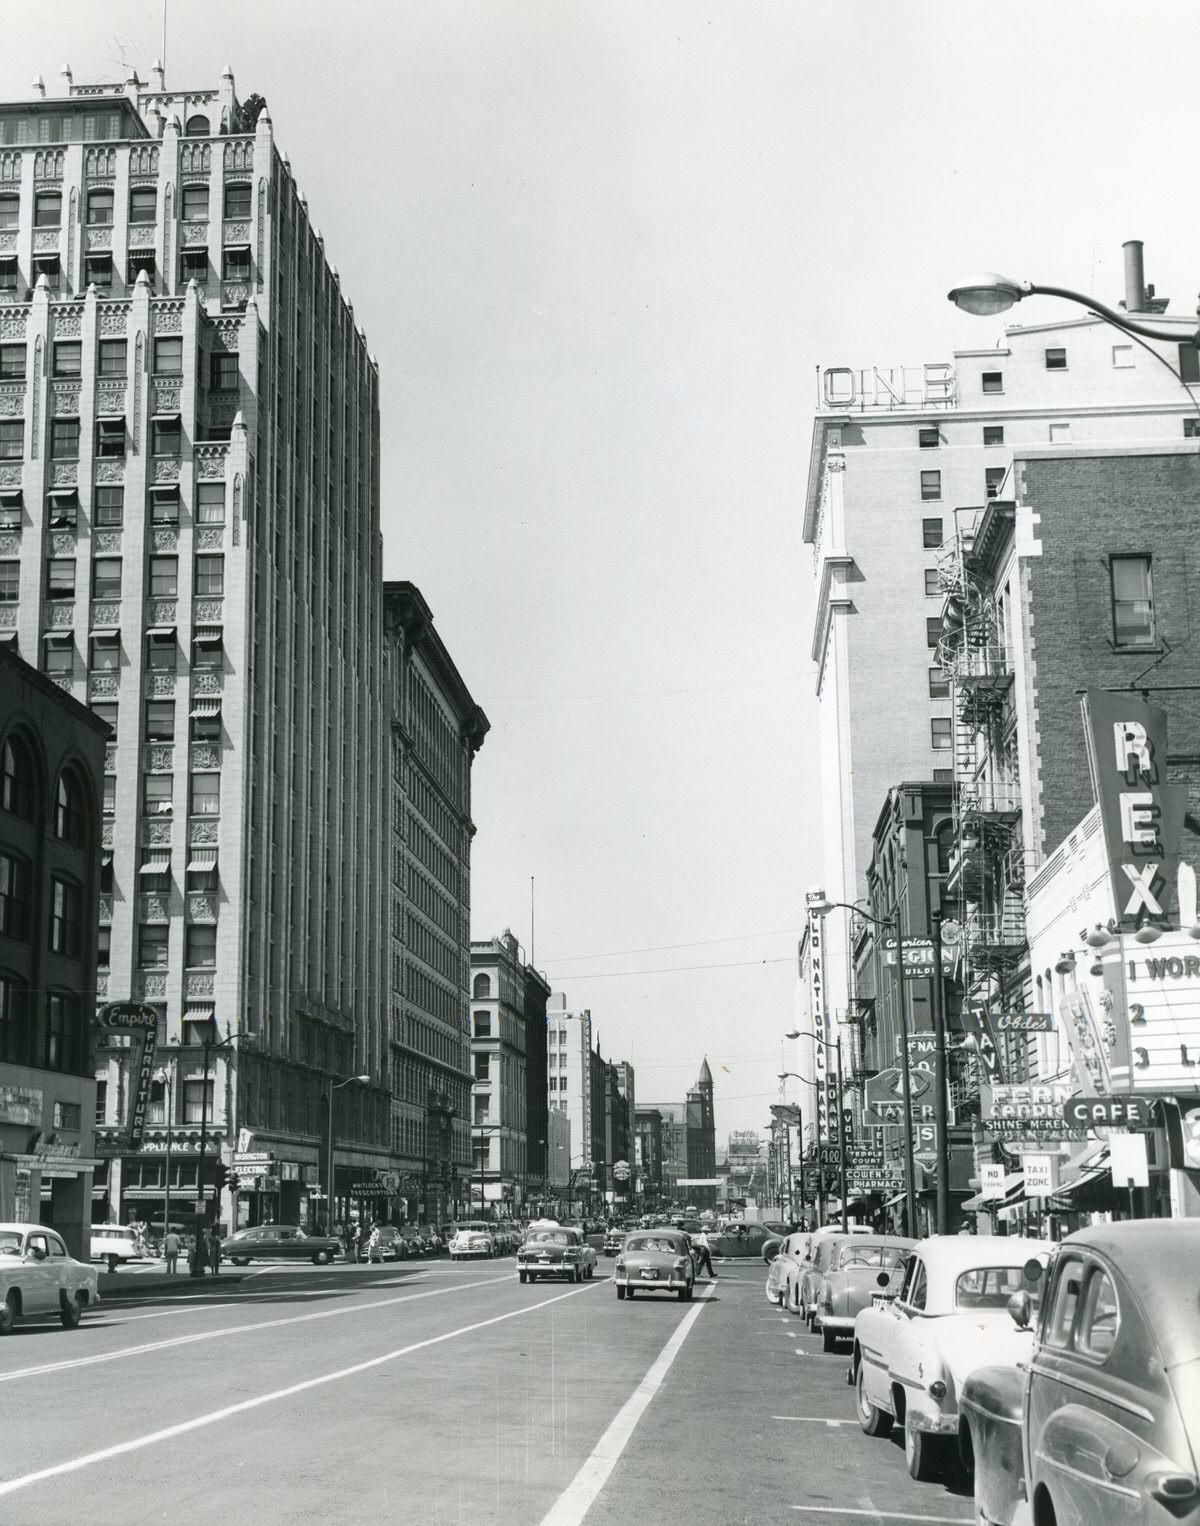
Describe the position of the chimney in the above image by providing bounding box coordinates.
[1123,240,1147,314]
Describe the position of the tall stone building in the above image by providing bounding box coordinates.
[469,933,544,1217]
[384,582,487,1228]
[0,67,385,1228]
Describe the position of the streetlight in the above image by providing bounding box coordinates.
[326,1073,370,1230]
[947,270,1200,345]
[194,1025,258,1237]
[153,1066,173,1247]
[786,1031,849,1231]
[806,895,920,1239]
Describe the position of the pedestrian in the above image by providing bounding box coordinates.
[343,1220,357,1259]
[692,1228,716,1280]
[208,1225,223,1276]
[163,1227,181,1275]
[188,1229,205,1278]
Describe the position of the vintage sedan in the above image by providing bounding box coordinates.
[797,1226,880,1325]
[812,1235,915,1351]
[765,1231,812,1307]
[0,1223,100,1333]
[221,1224,341,1265]
[614,1229,694,1301]
[517,1224,597,1283]
[852,1234,1051,1482]
[961,1220,1200,1526]
[449,1228,495,1259]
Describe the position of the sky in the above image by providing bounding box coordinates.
[25,0,1200,1141]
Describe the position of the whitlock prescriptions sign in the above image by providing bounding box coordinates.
[1083,690,1188,934]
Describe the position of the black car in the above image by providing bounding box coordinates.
[221,1224,341,1266]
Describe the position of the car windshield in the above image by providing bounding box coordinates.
[626,1236,679,1254]
[0,1232,21,1255]
[840,1245,907,1269]
[527,1230,571,1246]
[956,1264,1042,1310]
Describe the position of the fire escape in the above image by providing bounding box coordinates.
[937,516,1026,1016]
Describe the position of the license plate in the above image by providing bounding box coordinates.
[640,1269,658,1280]
[871,1294,890,1308]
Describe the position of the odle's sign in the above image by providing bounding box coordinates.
[1082,690,1187,933]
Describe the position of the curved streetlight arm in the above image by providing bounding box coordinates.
[1029,283,1200,346]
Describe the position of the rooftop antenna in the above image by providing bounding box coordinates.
[162,0,167,77]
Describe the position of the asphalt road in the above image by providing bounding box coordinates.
[0,1255,976,1526]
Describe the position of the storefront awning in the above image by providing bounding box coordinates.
[138,855,170,875]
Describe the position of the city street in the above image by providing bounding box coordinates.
[0,1256,974,1526]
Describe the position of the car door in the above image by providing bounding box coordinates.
[1029,1256,1165,1526]
[21,1231,56,1314]
[273,1228,301,1258]
[887,1256,929,1403]
[860,1253,919,1410]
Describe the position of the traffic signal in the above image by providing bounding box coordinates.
[213,1161,228,1191]
[227,1172,241,1194]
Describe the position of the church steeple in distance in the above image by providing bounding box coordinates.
[697,1056,713,1088]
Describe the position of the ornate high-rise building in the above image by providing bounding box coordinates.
[0,66,386,1228]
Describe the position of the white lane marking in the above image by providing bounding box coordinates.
[791,1510,973,1523]
[537,1284,714,1526]
[0,1274,516,1386]
[771,1416,856,1426]
[0,1279,604,1498]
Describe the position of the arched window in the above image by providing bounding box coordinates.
[472,973,491,999]
[55,770,88,846]
[0,735,36,820]
[184,114,210,137]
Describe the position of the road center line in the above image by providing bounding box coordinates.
[791,1510,973,1524]
[0,1279,604,1499]
[0,1273,516,1386]
[537,1284,713,1526]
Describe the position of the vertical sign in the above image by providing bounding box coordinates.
[806,892,828,1138]
[1082,690,1188,934]
[95,1002,160,1150]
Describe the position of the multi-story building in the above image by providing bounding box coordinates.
[545,993,593,1176]
[0,647,106,1256]
[521,961,550,1207]
[802,241,1200,1071]
[634,1107,663,1206]
[0,67,386,1229]
[642,1063,716,1208]
[469,933,539,1218]
[385,582,487,1228]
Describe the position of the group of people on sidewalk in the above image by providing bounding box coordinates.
[160,1225,223,1277]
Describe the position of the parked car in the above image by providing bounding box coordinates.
[614,1229,695,1301]
[90,1223,144,1273]
[799,1226,896,1326]
[221,1224,341,1266]
[812,1235,915,1351]
[0,1223,100,1333]
[770,1224,874,1315]
[765,1231,812,1306]
[711,1222,789,1260]
[449,1228,495,1259]
[961,1220,1200,1526]
[852,1234,1051,1482]
[518,1224,597,1283]
[414,1224,442,1256]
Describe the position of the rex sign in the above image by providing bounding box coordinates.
[1082,690,1188,935]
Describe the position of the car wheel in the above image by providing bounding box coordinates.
[106,1255,119,1274]
[855,1365,891,1438]
[822,1326,838,1353]
[232,1258,249,1267]
[528,1273,537,1283]
[904,1421,944,1482]
[765,1282,782,1306]
[313,1250,332,1265]
[518,1270,527,1284]
[627,1287,635,1299]
[616,1285,626,1300]
[0,1293,16,1336]
[60,1291,82,1329]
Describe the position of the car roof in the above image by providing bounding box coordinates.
[907,1234,1054,1307]
[0,1222,53,1234]
[1061,1219,1200,1367]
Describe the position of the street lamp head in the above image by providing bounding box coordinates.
[784,1029,801,1040]
[947,273,1030,316]
[806,891,834,917]
[352,1073,370,1083]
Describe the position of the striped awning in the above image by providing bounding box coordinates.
[193,627,223,644]
[138,855,170,875]
[146,625,175,637]
[184,1004,215,1022]
[42,630,73,643]
[190,699,221,718]
[48,486,79,497]
[187,850,218,872]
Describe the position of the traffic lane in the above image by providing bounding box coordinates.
[0,1265,709,1523]
[0,1261,446,1369]
[0,1265,520,1486]
[580,1271,974,1526]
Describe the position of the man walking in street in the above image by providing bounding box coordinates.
[163,1227,181,1275]
[692,1228,716,1280]
[208,1225,223,1277]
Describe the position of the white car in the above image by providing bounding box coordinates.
[851,1234,1052,1482]
[90,1224,142,1272]
[0,1223,101,1333]
[449,1229,495,1259]
[766,1224,876,1315]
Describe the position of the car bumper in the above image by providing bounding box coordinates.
[905,1402,959,1436]
[521,1261,575,1276]
[818,1314,854,1332]
[614,1273,689,1290]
